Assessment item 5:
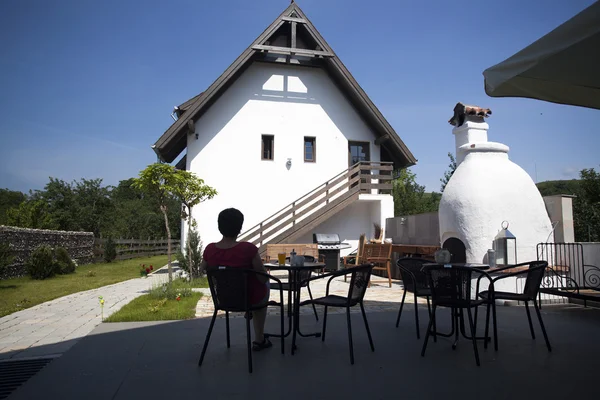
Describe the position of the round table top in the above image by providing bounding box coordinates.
[264,262,326,271]
[423,262,490,270]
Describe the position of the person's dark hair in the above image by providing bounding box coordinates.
[218,208,244,238]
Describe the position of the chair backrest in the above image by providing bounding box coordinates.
[206,266,251,312]
[347,264,373,305]
[397,257,429,293]
[354,234,366,265]
[522,261,549,299]
[424,265,488,308]
[363,243,393,260]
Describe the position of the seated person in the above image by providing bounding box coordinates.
[200,208,272,351]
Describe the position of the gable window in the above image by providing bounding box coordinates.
[262,135,274,160]
[304,137,316,162]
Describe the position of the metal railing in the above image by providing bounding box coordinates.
[238,161,393,249]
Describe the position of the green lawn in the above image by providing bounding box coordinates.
[0,255,170,317]
[105,292,202,322]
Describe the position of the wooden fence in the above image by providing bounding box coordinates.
[93,238,181,262]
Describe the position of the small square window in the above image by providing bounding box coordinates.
[262,135,274,160]
[304,137,316,162]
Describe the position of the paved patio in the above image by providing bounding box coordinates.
[7,303,599,399]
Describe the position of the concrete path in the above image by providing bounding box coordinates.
[0,268,176,360]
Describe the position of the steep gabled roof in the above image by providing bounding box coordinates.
[154,2,416,168]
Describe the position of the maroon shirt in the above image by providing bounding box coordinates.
[203,242,267,304]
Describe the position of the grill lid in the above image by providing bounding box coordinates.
[313,233,341,244]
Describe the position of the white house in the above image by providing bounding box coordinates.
[152,2,416,256]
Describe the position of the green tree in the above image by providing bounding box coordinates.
[440,152,457,192]
[574,167,600,242]
[171,170,217,278]
[393,169,441,217]
[73,178,113,236]
[132,163,178,281]
[34,178,78,231]
[0,189,26,225]
[6,199,58,229]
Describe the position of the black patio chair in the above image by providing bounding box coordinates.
[271,255,319,321]
[198,266,285,373]
[294,264,375,365]
[421,265,493,367]
[477,260,551,352]
[395,257,432,339]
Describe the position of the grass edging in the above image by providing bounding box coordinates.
[105,292,202,322]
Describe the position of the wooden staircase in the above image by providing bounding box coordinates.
[238,161,393,254]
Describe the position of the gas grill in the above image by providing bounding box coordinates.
[313,233,352,271]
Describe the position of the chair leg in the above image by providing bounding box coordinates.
[395,289,407,328]
[279,292,285,355]
[466,307,480,367]
[421,305,436,357]
[533,299,552,352]
[387,262,392,288]
[322,306,328,342]
[198,310,218,367]
[426,296,436,342]
[346,307,355,365]
[524,301,536,339]
[360,302,375,352]
[413,292,420,339]
[246,313,253,373]
[307,285,319,321]
[225,311,230,348]
[492,297,499,351]
[484,300,491,350]
[431,300,437,343]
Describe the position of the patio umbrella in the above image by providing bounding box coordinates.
[483,1,600,109]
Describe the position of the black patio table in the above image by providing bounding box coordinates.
[422,263,492,346]
[263,261,326,350]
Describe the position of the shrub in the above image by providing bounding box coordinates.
[103,237,117,263]
[149,279,193,301]
[177,228,204,278]
[26,245,56,280]
[0,242,14,272]
[55,247,76,274]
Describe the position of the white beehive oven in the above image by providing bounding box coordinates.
[438,103,554,264]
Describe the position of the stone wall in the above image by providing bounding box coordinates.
[0,226,94,279]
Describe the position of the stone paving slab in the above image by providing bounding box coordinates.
[0,267,175,360]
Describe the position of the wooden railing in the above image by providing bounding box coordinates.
[93,238,181,262]
[238,161,393,252]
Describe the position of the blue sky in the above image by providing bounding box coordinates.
[1,0,598,194]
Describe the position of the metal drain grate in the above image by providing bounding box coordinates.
[0,357,56,399]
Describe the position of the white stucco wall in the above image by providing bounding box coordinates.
[439,120,554,264]
[184,62,383,246]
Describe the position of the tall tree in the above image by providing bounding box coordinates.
[0,189,26,225]
[393,169,440,217]
[6,199,58,229]
[74,178,113,235]
[132,163,178,281]
[574,167,600,242]
[440,152,457,192]
[171,170,217,278]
